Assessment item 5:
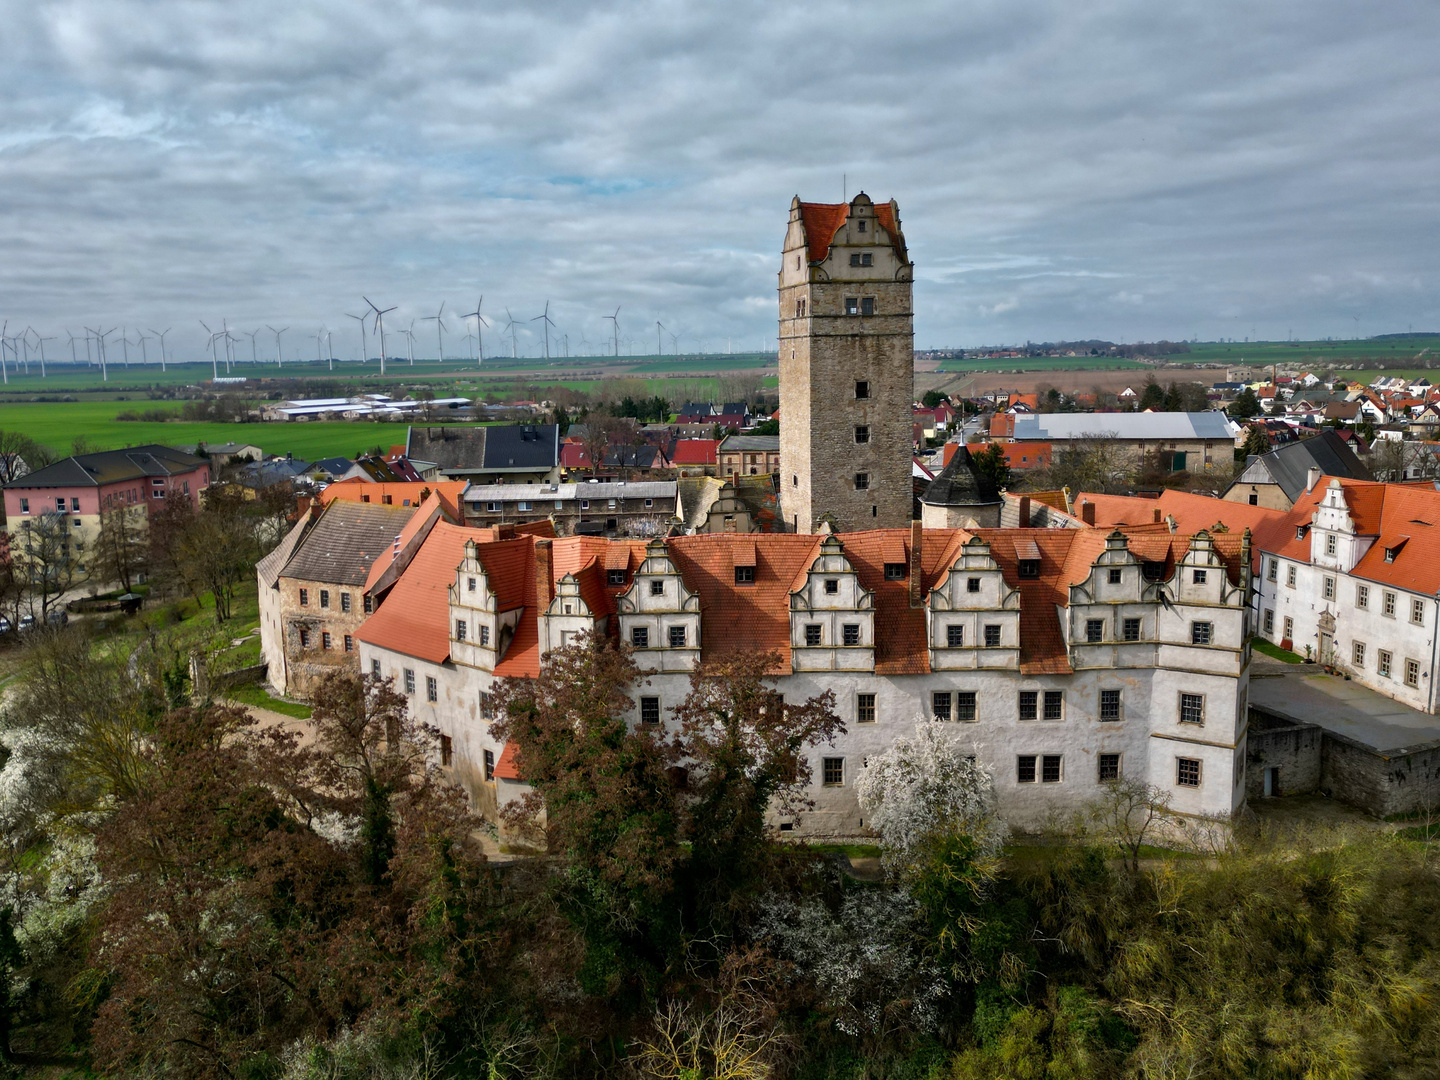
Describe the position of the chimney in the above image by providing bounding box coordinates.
[909,520,924,608]
[1081,500,1096,526]
[1306,467,1321,493]
[534,539,553,612]
[1018,495,1031,528]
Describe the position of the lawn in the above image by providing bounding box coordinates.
[1253,638,1303,663]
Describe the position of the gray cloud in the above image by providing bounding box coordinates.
[0,0,1437,358]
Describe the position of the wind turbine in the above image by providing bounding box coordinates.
[363,298,396,374]
[423,302,447,361]
[66,330,79,367]
[345,311,369,364]
[92,326,116,381]
[503,309,521,358]
[132,330,149,368]
[150,328,171,372]
[401,324,416,366]
[314,327,327,368]
[656,321,666,356]
[118,329,131,370]
[605,306,621,356]
[462,295,488,363]
[0,321,9,385]
[267,325,289,367]
[531,301,555,360]
[244,329,261,365]
[199,320,220,380]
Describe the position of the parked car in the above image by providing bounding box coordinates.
[17,615,34,632]
[45,610,68,627]
[0,617,10,635]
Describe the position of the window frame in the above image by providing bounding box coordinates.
[1176,757,1202,788]
[946,624,965,648]
[803,623,822,647]
[1379,649,1393,678]
[631,626,650,648]
[1041,755,1063,783]
[640,696,661,725]
[734,565,756,584]
[822,757,845,786]
[1017,755,1037,783]
[854,424,870,444]
[1042,690,1064,722]
[1108,567,1123,585]
[1191,621,1213,645]
[1084,618,1104,643]
[842,623,861,646]
[668,625,687,648]
[954,690,977,722]
[1412,597,1426,626]
[931,691,952,722]
[1179,692,1205,725]
[1122,617,1141,642]
[426,676,438,703]
[403,668,416,695]
[1099,688,1122,721]
[1098,753,1121,782]
[1356,584,1369,608]
[856,692,876,724]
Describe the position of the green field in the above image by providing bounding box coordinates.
[938,355,1149,374]
[1177,335,1439,367]
[0,400,487,461]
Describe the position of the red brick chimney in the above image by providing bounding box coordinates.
[1018,495,1031,528]
[534,539,553,613]
[1153,508,1162,524]
[1081,500,1095,526]
[909,520,924,608]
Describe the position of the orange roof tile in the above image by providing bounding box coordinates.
[322,479,467,520]
[797,199,901,263]
[493,740,522,780]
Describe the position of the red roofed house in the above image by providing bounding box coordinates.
[356,522,1250,834]
[998,443,1052,471]
[669,438,721,476]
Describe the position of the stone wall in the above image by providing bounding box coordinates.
[1245,711,1323,800]
[1321,734,1440,817]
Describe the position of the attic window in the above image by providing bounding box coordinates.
[1141,561,1165,582]
[1385,537,1409,562]
[884,563,907,581]
[857,219,867,233]
[1295,525,1309,540]
[1017,560,1040,579]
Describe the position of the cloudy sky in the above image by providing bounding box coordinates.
[1,0,1438,359]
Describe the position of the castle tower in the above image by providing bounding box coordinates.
[778,193,914,534]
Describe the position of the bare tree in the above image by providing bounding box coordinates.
[0,430,51,484]
[93,503,150,592]
[1371,437,1438,482]
[1043,432,1131,494]
[1084,778,1175,875]
[12,510,87,619]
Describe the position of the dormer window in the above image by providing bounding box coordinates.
[1017,560,1040,579]
[734,566,755,584]
[1385,548,1397,563]
[607,568,628,586]
[1296,525,1309,540]
[884,563,907,581]
[1325,534,1337,557]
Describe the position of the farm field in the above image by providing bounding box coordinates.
[937,355,1149,374]
[0,400,484,461]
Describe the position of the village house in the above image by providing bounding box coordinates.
[1223,430,1371,510]
[463,480,677,537]
[405,424,562,484]
[719,434,780,477]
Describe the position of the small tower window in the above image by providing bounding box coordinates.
[845,297,859,315]
[849,253,862,267]
[857,219,867,233]
[855,380,870,399]
[861,252,873,266]
[854,473,869,490]
[861,297,875,315]
[855,425,870,444]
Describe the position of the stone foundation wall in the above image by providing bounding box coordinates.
[1245,716,1323,800]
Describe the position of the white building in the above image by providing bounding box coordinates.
[355,523,1253,835]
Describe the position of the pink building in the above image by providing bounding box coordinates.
[4,445,211,574]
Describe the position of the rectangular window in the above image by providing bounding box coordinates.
[404,668,415,694]
[1191,621,1212,645]
[1319,575,1336,601]
[486,502,500,513]
[1384,591,1396,617]
[479,625,491,646]
[581,500,590,510]
[1193,569,1207,585]
[844,297,859,315]
[640,696,661,725]
[1263,608,1275,634]
[517,501,532,512]
[823,757,844,786]
[1042,755,1062,783]
[1379,650,1393,678]
[932,691,952,721]
[854,425,869,444]
[18,498,27,513]
[967,576,981,593]
[1353,641,1366,666]
[804,623,822,647]
[842,623,860,646]
[1019,690,1038,721]
[439,735,453,767]
[1283,616,1293,640]
[1017,755,1037,783]
[344,634,353,653]
[855,380,870,399]
[1180,693,1205,725]
[340,592,351,613]
[608,568,628,585]
[483,749,495,781]
[650,580,665,596]
[299,588,309,606]
[1017,559,1040,579]
[426,676,438,702]
[1108,567,1123,584]
[1413,598,1426,625]
[299,627,310,648]
[1100,689,1122,721]
[1098,753,1121,782]
[1176,757,1201,788]
[467,577,477,593]
[984,624,1001,647]
[364,595,373,614]
[824,578,839,594]
[861,252,873,266]
[884,563,907,580]
[1406,658,1420,688]
[371,659,380,678]
[479,691,495,718]
[734,566,755,584]
[1085,619,1103,643]
[947,624,964,648]
[456,619,467,641]
[854,472,869,490]
[1043,691,1064,721]
[1356,585,1369,608]
[860,297,875,316]
[668,625,686,648]
[955,691,977,722]
[320,589,330,609]
[1287,565,1297,588]
[631,626,650,648]
[1122,617,1141,642]
[1267,559,1277,582]
[1325,533,1337,556]
[857,692,876,724]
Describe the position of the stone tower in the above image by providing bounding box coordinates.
[778,193,914,534]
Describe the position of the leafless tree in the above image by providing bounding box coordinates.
[0,429,51,484]
[93,503,150,592]
[12,510,87,619]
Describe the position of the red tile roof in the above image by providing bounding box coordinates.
[670,439,720,466]
[797,199,901,263]
[322,479,468,520]
[999,443,1052,469]
[493,740,522,780]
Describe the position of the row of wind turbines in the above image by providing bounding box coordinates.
[1,296,728,383]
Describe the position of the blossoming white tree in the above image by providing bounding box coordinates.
[855,717,1007,876]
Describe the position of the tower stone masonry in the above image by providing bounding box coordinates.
[778,192,914,534]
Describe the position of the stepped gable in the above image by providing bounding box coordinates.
[981,528,1086,676]
[797,198,903,263]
